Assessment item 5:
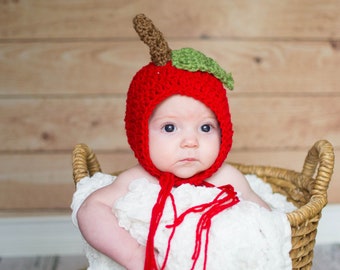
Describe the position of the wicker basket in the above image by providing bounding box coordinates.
[72,139,334,270]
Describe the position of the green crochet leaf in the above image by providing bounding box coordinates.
[171,48,234,90]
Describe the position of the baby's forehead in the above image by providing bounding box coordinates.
[150,94,217,120]
[156,94,213,108]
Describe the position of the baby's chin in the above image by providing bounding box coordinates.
[171,169,204,179]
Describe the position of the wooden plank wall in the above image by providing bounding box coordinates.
[0,0,339,212]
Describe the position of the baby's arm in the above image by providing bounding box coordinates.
[209,164,271,210]
[77,168,146,270]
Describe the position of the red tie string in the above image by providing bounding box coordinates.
[162,184,239,270]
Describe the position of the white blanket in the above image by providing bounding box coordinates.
[71,173,295,270]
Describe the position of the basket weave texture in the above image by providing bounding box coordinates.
[72,140,334,270]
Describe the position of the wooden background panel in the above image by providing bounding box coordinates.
[1,96,339,151]
[0,41,147,95]
[1,0,339,210]
[0,149,338,209]
[0,97,127,151]
[0,152,137,185]
[230,95,340,149]
[1,0,340,39]
[1,40,339,95]
[0,152,137,209]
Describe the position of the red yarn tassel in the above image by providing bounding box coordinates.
[144,177,239,270]
[144,173,175,270]
[166,184,239,270]
[160,193,177,270]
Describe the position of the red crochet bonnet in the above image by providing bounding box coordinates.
[125,14,236,269]
[125,15,234,185]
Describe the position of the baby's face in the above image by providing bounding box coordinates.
[149,95,220,179]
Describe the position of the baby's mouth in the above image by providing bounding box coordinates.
[179,158,198,163]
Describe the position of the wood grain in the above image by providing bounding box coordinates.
[1,0,339,39]
[0,97,127,151]
[1,96,339,151]
[1,40,339,95]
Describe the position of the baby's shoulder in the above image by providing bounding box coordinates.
[206,163,247,188]
[115,164,157,185]
[90,165,156,203]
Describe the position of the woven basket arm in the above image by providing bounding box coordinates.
[72,143,102,185]
[288,139,334,226]
[301,139,335,196]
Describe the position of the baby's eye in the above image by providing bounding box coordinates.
[201,124,212,132]
[162,124,176,133]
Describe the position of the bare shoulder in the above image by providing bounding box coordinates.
[208,163,246,186]
[111,164,154,191]
[206,163,250,191]
[208,164,271,209]
[86,164,152,205]
[115,164,156,185]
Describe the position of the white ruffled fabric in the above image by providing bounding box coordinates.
[71,173,115,228]
[71,173,124,270]
[71,172,295,270]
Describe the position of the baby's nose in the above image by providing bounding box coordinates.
[180,132,199,148]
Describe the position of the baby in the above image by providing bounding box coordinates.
[76,14,281,270]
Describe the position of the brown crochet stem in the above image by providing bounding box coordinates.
[133,14,172,66]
